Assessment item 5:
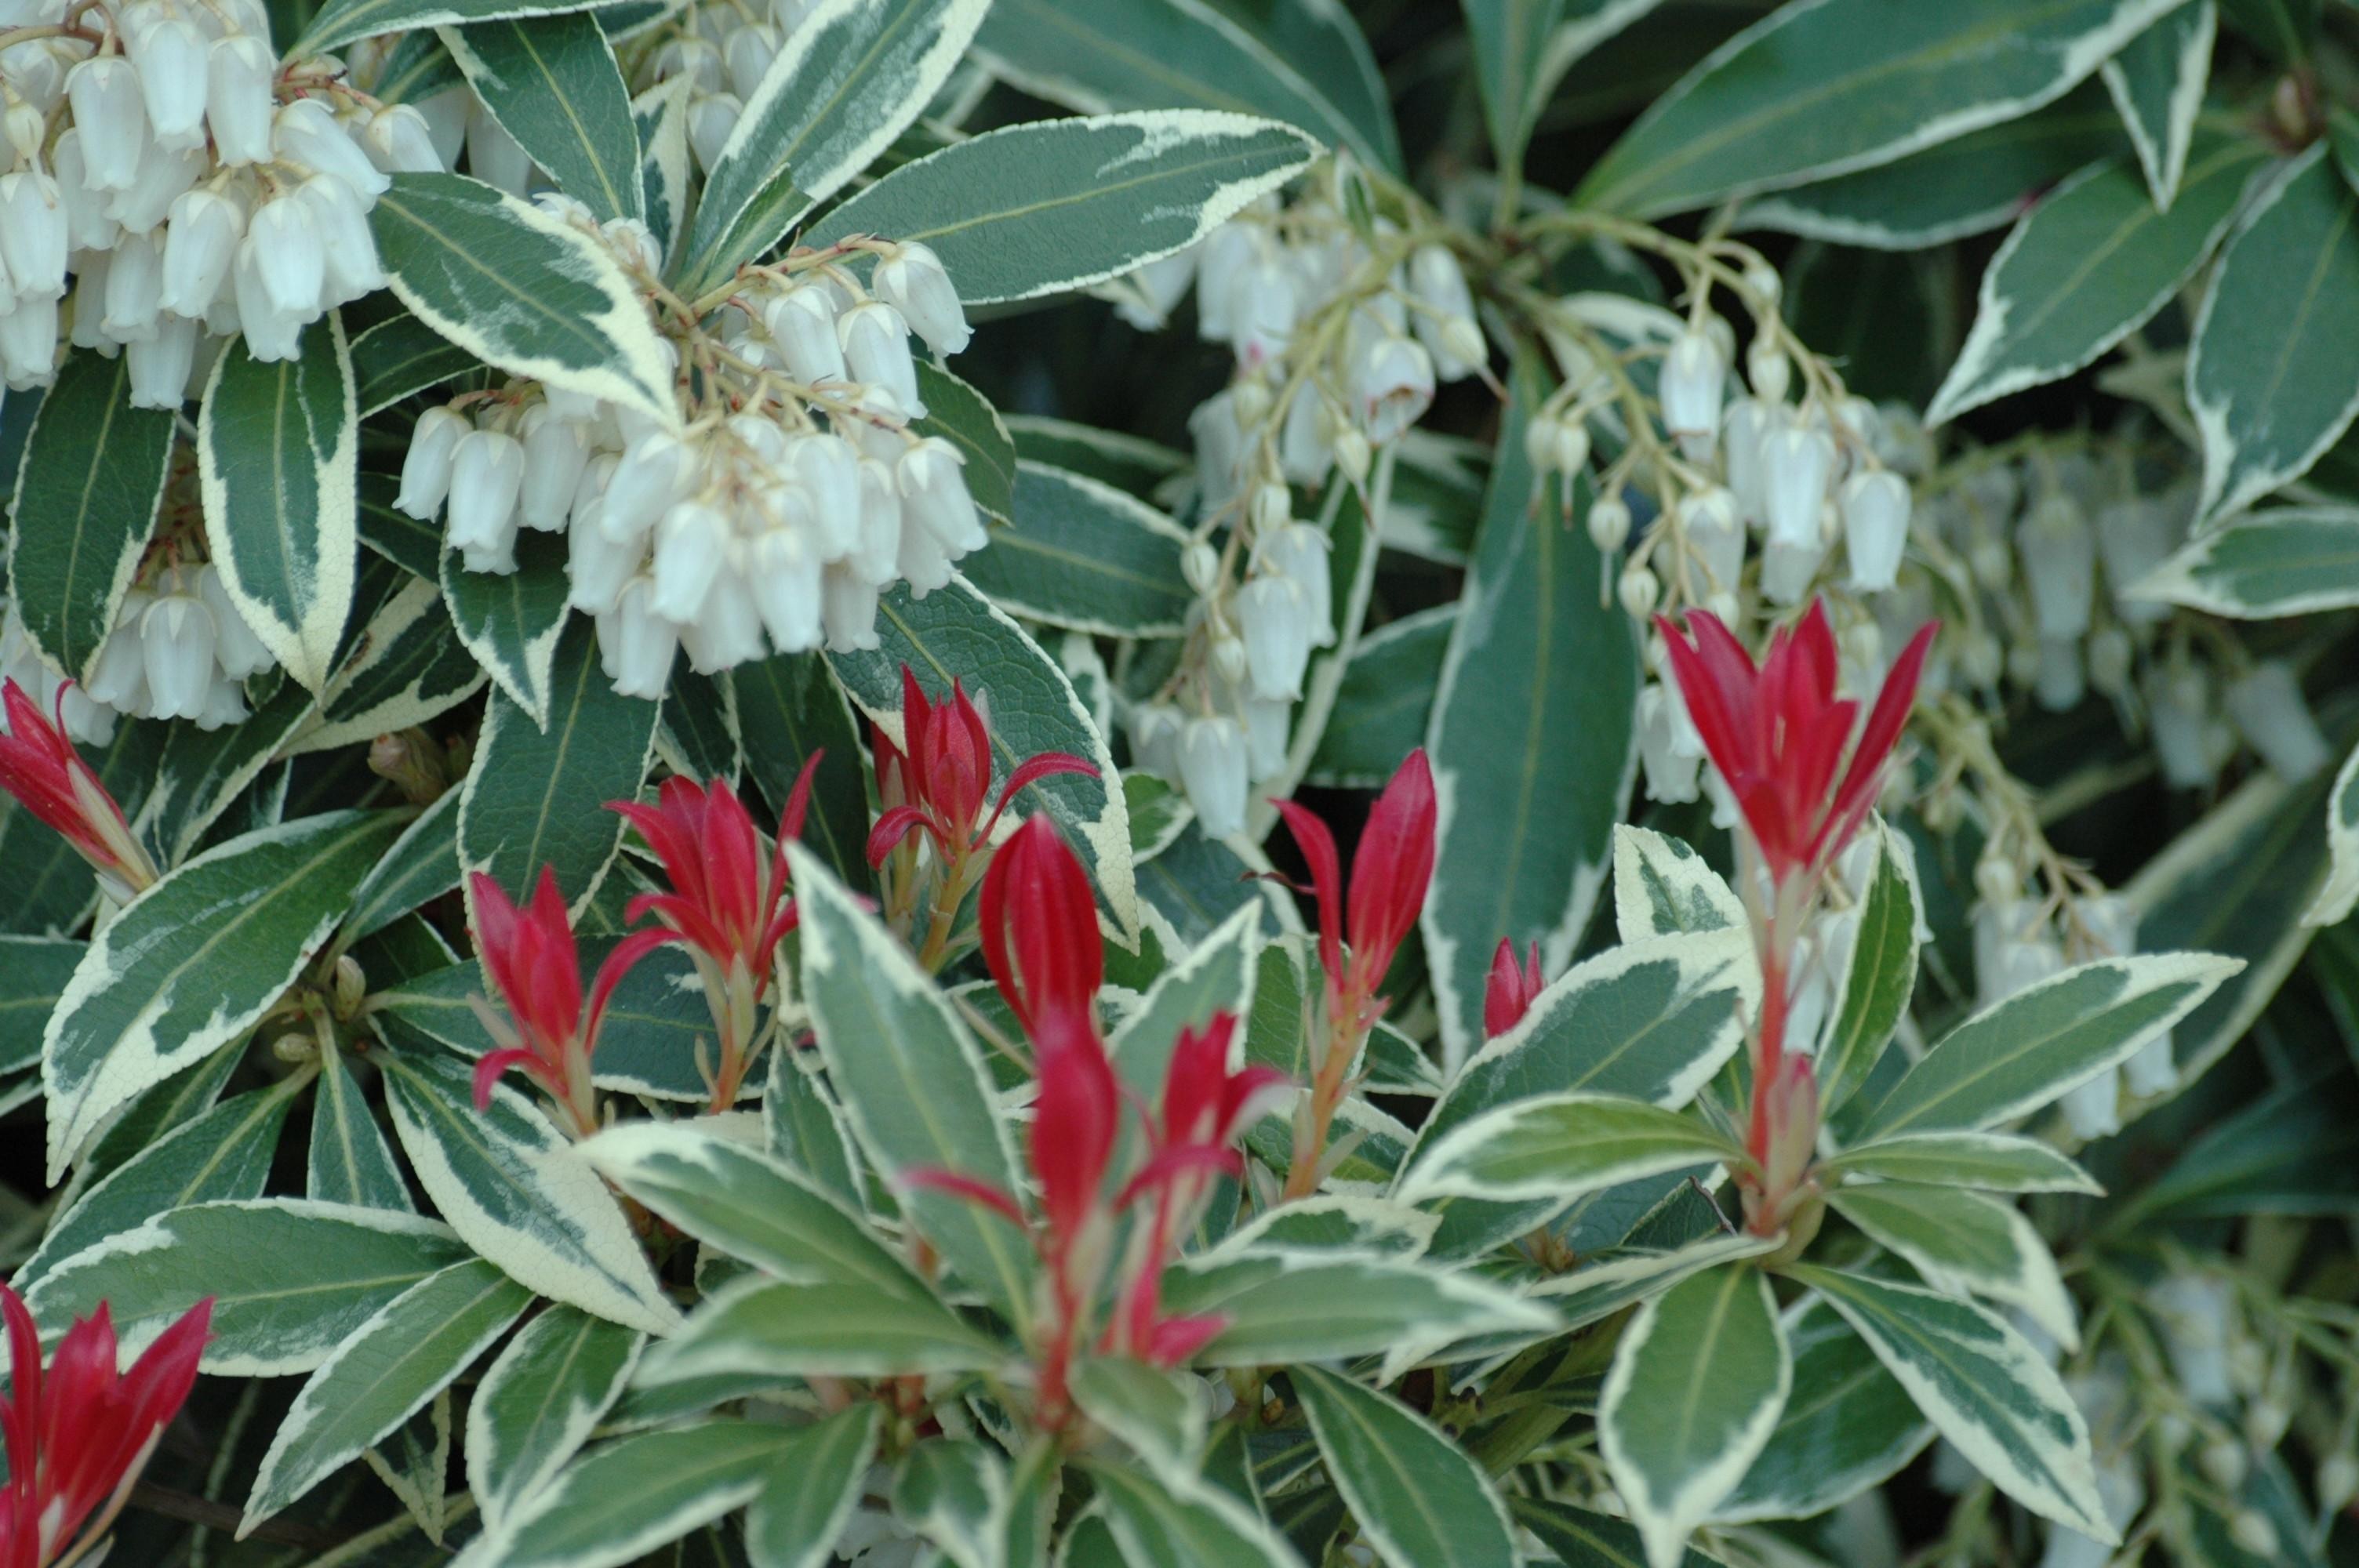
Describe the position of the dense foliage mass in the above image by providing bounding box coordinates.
[1,0,2357,1564]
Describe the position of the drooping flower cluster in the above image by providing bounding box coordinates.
[1116,170,1485,837]
[2,1287,211,1568]
[631,0,825,174]
[0,677,159,902]
[393,202,983,696]
[0,0,449,397]
[910,815,1285,1431]
[1656,598,1932,1238]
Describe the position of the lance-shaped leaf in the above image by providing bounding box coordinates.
[1830,1181,2078,1348]
[42,809,406,1179]
[1292,1365,1517,1568]
[1157,1247,1555,1369]
[310,1037,416,1211]
[24,1199,468,1375]
[1107,901,1259,1101]
[804,111,1321,306]
[458,613,659,918]
[743,1406,883,1568]
[198,314,359,693]
[300,0,616,53]
[5,348,175,682]
[342,787,462,944]
[956,463,1194,637]
[789,844,1034,1319]
[370,172,676,427]
[379,1049,682,1334]
[1858,953,2238,1138]
[289,575,486,756]
[635,1272,1001,1385]
[1926,139,2264,426]
[1307,604,1453,790]
[1612,824,1745,942]
[633,78,692,261]
[892,1439,1003,1568]
[1423,374,1637,1064]
[1086,1463,1307,1568]
[467,1305,643,1530]
[1601,1263,1790,1568]
[2100,0,2215,206]
[1715,1297,1932,1523]
[976,0,1401,175]
[1398,1093,1743,1209]
[2314,742,2359,927]
[680,0,989,299]
[1514,1498,1721,1568]
[244,1258,533,1532]
[1575,0,2180,217]
[462,1421,801,1568]
[1825,1131,2101,1194]
[0,937,80,1076]
[351,309,481,416]
[1787,1264,2114,1541]
[2129,504,2359,618]
[442,534,572,724]
[2188,143,2359,525]
[732,650,871,895]
[1525,1233,1779,1341]
[1070,1359,1208,1491]
[1817,822,1921,1117]
[442,12,642,223]
[911,364,1016,528]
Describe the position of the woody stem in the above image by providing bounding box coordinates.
[1283,1010,1361,1201]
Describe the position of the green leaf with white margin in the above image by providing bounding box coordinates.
[1086,1462,1306,1568]
[912,362,1016,528]
[23,1199,468,1374]
[1826,1131,2101,1193]
[1786,1263,2114,1541]
[198,314,358,693]
[340,787,461,945]
[790,843,1034,1320]
[894,1439,1003,1568]
[1156,1247,1555,1370]
[1070,1359,1208,1491]
[17,1072,307,1290]
[1423,368,1637,1065]
[2313,741,2359,927]
[1292,1364,1517,1568]
[743,1406,884,1568]
[1107,900,1259,1100]
[288,572,487,756]
[1005,415,1186,498]
[459,612,660,918]
[2129,504,2359,616]
[298,0,611,54]
[633,78,692,262]
[0,936,79,1076]
[1398,1093,1743,1209]
[310,1040,415,1212]
[1856,953,2240,1138]
[956,462,1193,637]
[1832,1181,2078,1347]
[1574,0,2180,218]
[581,1121,938,1301]
[5,347,175,682]
[363,1393,452,1544]
[679,0,990,299]
[828,575,1132,933]
[1925,138,2265,426]
[369,172,676,428]
[805,111,1321,306]
[975,0,1401,176]
[1512,1498,1721,1568]
[1528,1232,1779,1335]
[1817,821,1922,1119]
[1714,1295,1932,1523]
[1612,824,1744,942]
[2188,142,2359,525]
[1306,604,1453,790]
[378,1048,682,1334]
[467,1305,643,1530]
[442,12,642,223]
[42,808,407,1179]
[634,1272,1000,1385]
[732,649,870,895]
[459,1421,798,1568]
[1406,927,1755,1256]
[2100,1,2215,207]
[1600,1263,1789,1568]
[243,1257,533,1532]
[351,309,480,416]
[442,535,572,724]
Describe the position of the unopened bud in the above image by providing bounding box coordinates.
[1211,633,1249,690]
[1743,258,1781,305]
[2229,1510,2276,1558]
[1554,419,1590,477]
[332,954,365,1019]
[2200,1437,2247,1490]
[1747,339,1790,404]
[1587,495,1630,554]
[369,726,453,804]
[1333,426,1370,485]
[1231,376,1273,428]
[1438,316,1486,371]
[1250,481,1292,535]
[1524,413,1561,475]
[1182,540,1222,596]
[1617,562,1658,619]
[273,1026,319,1064]
[2318,1452,2359,1512]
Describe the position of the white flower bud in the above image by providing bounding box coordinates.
[1406,243,1481,379]
[565,498,637,614]
[396,405,468,519]
[601,430,690,542]
[1761,421,1835,547]
[158,187,244,318]
[2318,1454,2359,1513]
[1181,540,1222,597]
[1235,574,1311,701]
[126,313,198,408]
[838,300,923,416]
[1179,715,1249,839]
[299,175,385,303]
[1249,481,1290,538]
[362,104,445,173]
[2019,494,2095,640]
[751,525,823,652]
[895,498,954,594]
[1637,685,1700,804]
[1679,487,1743,593]
[1617,561,1657,619]
[68,59,148,191]
[2224,661,2328,782]
[1210,632,1248,691]
[2085,624,2132,698]
[1257,522,1332,642]
[1745,337,1789,404]
[1333,425,1370,485]
[897,437,983,554]
[1524,412,1561,476]
[820,563,881,651]
[206,34,276,165]
[131,15,211,149]
[1841,470,1910,591]
[0,292,57,387]
[52,134,120,252]
[651,500,729,621]
[0,174,67,300]
[762,283,845,385]
[874,241,969,356]
[1587,494,1631,554]
[518,405,591,531]
[245,195,325,320]
[1353,335,1434,445]
[142,589,216,720]
[611,577,679,696]
[681,566,765,673]
[1659,329,1725,457]
[197,564,273,678]
[2228,1510,2276,1559]
[101,229,165,343]
[447,428,526,560]
[850,458,903,584]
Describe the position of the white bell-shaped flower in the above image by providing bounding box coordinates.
[205,34,275,165]
[1114,248,1196,332]
[786,433,862,559]
[2018,494,2095,640]
[1659,328,1725,457]
[68,59,147,191]
[0,173,67,299]
[1637,684,1701,804]
[198,563,273,677]
[126,314,198,408]
[1235,574,1311,701]
[52,134,119,252]
[611,577,679,697]
[245,195,325,321]
[131,14,210,149]
[1238,695,1286,780]
[273,98,391,200]
[196,672,248,730]
[1353,334,1434,445]
[141,587,216,720]
[2146,666,2219,789]
[518,406,591,531]
[1256,522,1332,644]
[1179,714,1249,839]
[83,604,152,712]
[1187,390,1245,513]
[299,175,385,303]
[1678,486,1743,593]
[0,294,57,387]
[895,500,954,594]
[362,104,445,173]
[1406,242,1481,380]
[601,429,691,542]
[1841,469,1910,591]
[565,499,638,615]
[1760,420,1834,547]
[820,563,881,651]
[761,284,845,386]
[650,499,729,621]
[1194,222,1257,342]
[396,406,468,519]
[682,566,765,673]
[1278,383,1334,485]
[2034,637,2083,712]
[109,139,206,236]
[1224,252,1297,369]
[2094,495,2179,625]
[897,438,983,554]
[2057,1067,2121,1141]
[101,230,164,343]
[874,241,969,356]
[751,525,823,652]
[724,22,780,96]
[851,458,903,585]
[687,93,743,172]
[158,187,244,318]
[2224,661,2329,782]
[447,427,526,558]
[838,301,923,415]
[2149,1273,2234,1406]
[1128,702,1183,779]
